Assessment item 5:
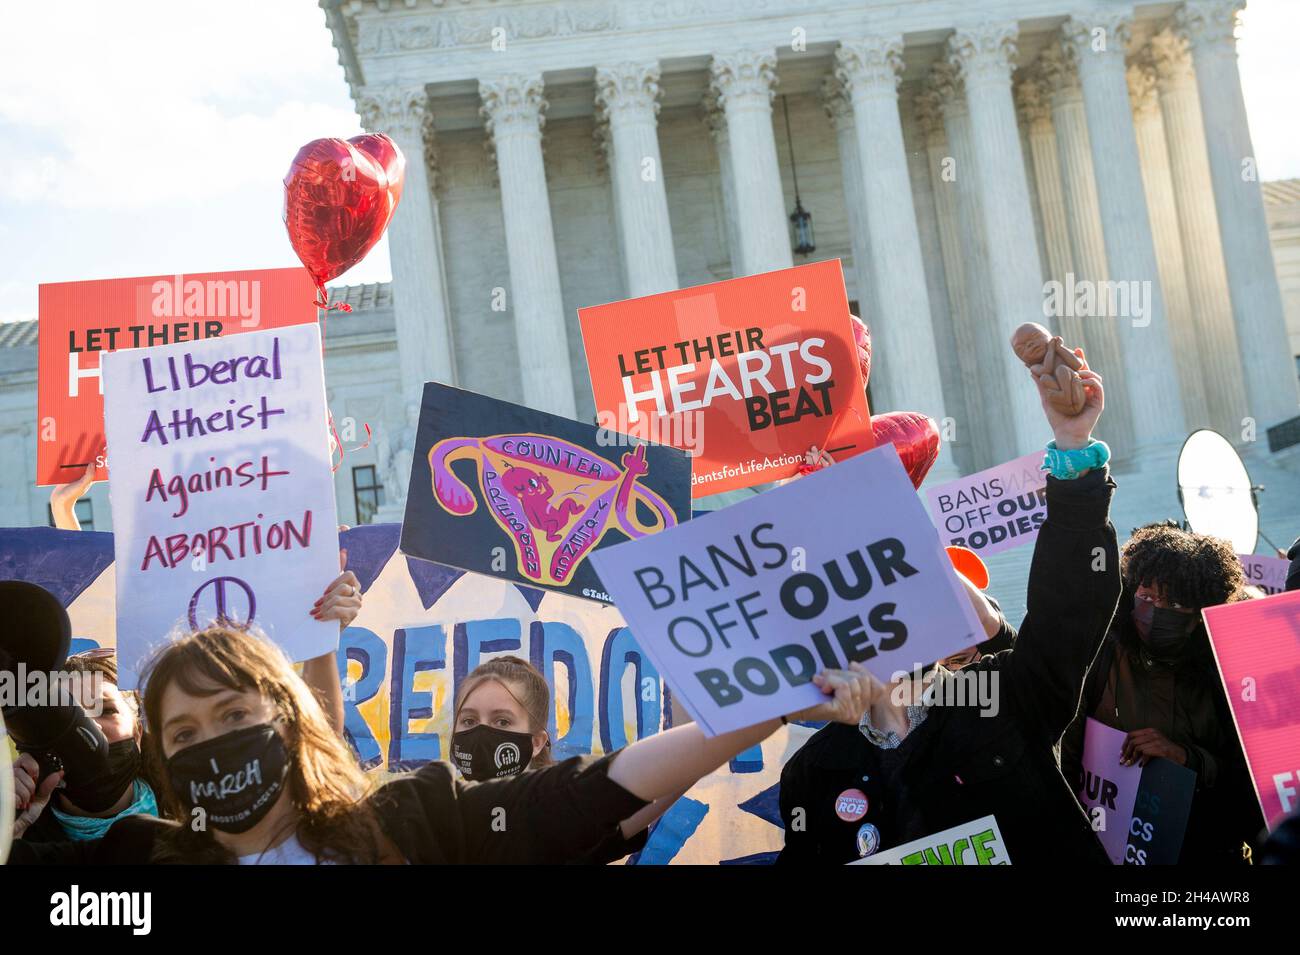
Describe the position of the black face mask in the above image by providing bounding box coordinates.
[451,725,535,781]
[166,724,289,833]
[1133,598,1199,658]
[62,738,141,813]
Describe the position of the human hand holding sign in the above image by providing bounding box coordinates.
[1121,727,1187,768]
[11,752,62,839]
[311,548,362,629]
[49,463,97,531]
[785,662,879,725]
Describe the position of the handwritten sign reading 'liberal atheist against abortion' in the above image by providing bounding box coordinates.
[578,260,874,498]
[101,323,341,688]
[590,444,983,736]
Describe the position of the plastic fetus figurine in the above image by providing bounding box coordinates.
[1010,322,1087,417]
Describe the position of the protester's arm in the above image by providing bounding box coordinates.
[606,667,870,802]
[617,788,687,841]
[302,550,361,736]
[957,572,1003,640]
[1004,369,1121,746]
[454,667,874,863]
[49,464,96,531]
[1059,712,1087,793]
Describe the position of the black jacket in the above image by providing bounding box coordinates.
[8,752,646,865]
[778,468,1120,865]
[1060,613,1265,864]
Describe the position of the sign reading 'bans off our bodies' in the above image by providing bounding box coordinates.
[590,445,983,735]
[102,323,340,688]
[36,268,317,486]
[926,453,1047,556]
[578,260,873,497]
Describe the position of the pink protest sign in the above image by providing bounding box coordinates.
[1078,717,1142,864]
[1203,590,1300,829]
[925,453,1046,556]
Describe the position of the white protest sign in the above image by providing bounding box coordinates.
[102,323,340,687]
[925,453,1047,556]
[851,815,1010,865]
[1238,554,1289,595]
[590,444,983,736]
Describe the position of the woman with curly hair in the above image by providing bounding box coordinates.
[1060,520,1266,864]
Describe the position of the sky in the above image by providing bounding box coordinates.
[1,0,1297,325]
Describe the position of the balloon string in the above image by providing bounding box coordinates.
[313,289,370,473]
[315,285,353,314]
[328,417,374,473]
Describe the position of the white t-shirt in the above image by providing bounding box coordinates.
[238,833,332,866]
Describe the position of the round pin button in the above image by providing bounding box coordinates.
[835,788,869,822]
[856,823,881,858]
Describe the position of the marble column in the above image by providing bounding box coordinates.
[357,84,457,406]
[947,23,1044,461]
[1062,14,1186,449]
[1039,46,1135,459]
[701,93,744,277]
[595,61,679,297]
[1127,59,1209,428]
[708,50,794,276]
[480,73,577,418]
[935,65,1007,470]
[917,77,989,471]
[1148,27,1249,437]
[835,36,957,480]
[821,76,876,325]
[1177,0,1299,428]
[1015,70,1075,296]
[907,86,974,475]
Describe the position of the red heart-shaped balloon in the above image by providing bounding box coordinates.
[850,314,871,389]
[283,134,405,302]
[870,411,941,489]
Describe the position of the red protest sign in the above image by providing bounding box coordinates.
[1203,590,1300,829]
[578,260,873,497]
[36,268,317,486]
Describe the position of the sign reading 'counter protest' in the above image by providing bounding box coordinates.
[102,323,340,687]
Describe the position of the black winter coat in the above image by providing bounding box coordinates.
[1060,612,1265,864]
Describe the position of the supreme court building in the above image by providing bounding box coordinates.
[3,0,1299,531]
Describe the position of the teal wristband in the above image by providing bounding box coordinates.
[1041,439,1109,480]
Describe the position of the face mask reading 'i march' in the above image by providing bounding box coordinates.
[165,723,289,834]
